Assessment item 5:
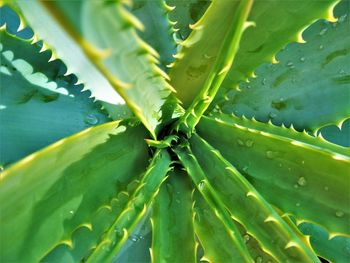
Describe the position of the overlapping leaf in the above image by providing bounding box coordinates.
[218,1,350,131]
[151,169,197,263]
[0,29,110,166]
[0,121,149,262]
[198,114,350,236]
[13,0,177,138]
[213,0,339,105]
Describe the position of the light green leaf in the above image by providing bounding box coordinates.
[0,29,110,166]
[0,120,150,262]
[14,0,176,138]
[169,0,252,108]
[171,0,253,135]
[198,114,350,236]
[299,222,350,262]
[175,146,253,263]
[151,169,197,263]
[166,0,211,40]
[193,190,256,263]
[86,149,171,263]
[214,0,339,104]
[182,134,318,262]
[218,1,350,132]
[9,1,125,110]
[130,0,176,69]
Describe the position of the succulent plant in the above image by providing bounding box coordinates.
[0,0,349,262]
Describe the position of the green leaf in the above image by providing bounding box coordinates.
[8,1,125,114]
[218,1,350,132]
[193,190,254,262]
[130,0,176,69]
[113,214,152,263]
[171,0,253,135]
[169,0,252,108]
[14,0,176,138]
[174,146,253,263]
[181,134,318,262]
[299,222,350,262]
[166,0,211,41]
[0,29,110,166]
[214,0,339,104]
[197,114,350,236]
[86,149,171,263]
[0,120,150,262]
[151,169,197,263]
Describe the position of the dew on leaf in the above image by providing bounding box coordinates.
[243,234,250,243]
[255,256,263,263]
[297,176,307,186]
[245,140,254,147]
[266,151,279,159]
[299,57,305,62]
[335,210,344,218]
[198,181,205,190]
[84,114,99,125]
[319,28,328,36]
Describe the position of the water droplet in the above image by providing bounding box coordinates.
[296,202,301,207]
[242,166,249,173]
[203,53,212,59]
[299,57,305,62]
[297,176,307,186]
[294,184,299,189]
[266,151,279,159]
[319,44,324,50]
[85,114,98,125]
[69,210,74,215]
[338,14,347,23]
[301,160,305,165]
[339,69,346,75]
[237,139,245,146]
[198,181,205,190]
[245,140,254,147]
[247,85,251,89]
[261,78,266,85]
[131,236,139,242]
[286,61,294,67]
[319,28,328,36]
[255,256,263,263]
[278,163,283,167]
[243,234,250,243]
[335,210,344,218]
[175,199,181,204]
[269,112,277,119]
[324,186,329,191]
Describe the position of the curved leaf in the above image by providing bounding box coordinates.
[197,114,350,236]
[299,223,350,262]
[175,146,253,263]
[8,1,124,109]
[151,169,197,263]
[0,29,110,166]
[181,135,318,262]
[130,0,176,69]
[214,0,339,104]
[218,1,350,131]
[193,190,263,262]
[86,149,171,263]
[0,121,149,262]
[166,0,211,41]
[14,0,177,138]
[169,0,252,108]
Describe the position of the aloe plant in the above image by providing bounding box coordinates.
[0,0,349,262]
